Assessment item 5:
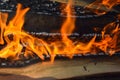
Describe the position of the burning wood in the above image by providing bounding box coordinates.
[0,0,119,63]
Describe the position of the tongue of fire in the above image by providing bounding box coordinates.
[0,0,120,62]
[87,0,120,14]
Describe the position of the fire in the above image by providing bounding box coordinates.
[95,21,120,55]
[0,0,120,62]
[0,4,30,59]
[86,0,120,14]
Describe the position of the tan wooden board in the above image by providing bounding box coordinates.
[0,56,120,80]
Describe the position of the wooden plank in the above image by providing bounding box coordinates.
[50,0,95,6]
[0,56,120,80]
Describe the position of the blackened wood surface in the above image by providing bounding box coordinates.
[8,12,117,35]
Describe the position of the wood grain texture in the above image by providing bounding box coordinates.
[0,56,120,80]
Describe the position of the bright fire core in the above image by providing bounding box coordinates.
[0,0,120,62]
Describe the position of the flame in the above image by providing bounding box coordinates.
[94,21,120,55]
[86,0,120,14]
[0,12,8,45]
[0,0,120,62]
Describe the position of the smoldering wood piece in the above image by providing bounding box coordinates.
[0,54,119,67]
[7,12,117,34]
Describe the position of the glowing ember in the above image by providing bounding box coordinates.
[0,0,120,62]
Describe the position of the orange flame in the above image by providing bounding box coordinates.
[87,0,120,14]
[0,0,120,62]
[0,4,29,59]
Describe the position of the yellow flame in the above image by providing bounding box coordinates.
[0,0,119,62]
